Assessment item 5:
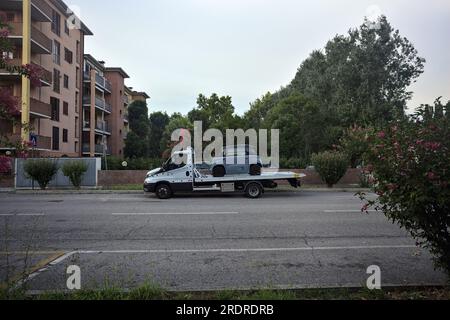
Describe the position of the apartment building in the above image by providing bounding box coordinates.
[82,54,132,158]
[0,0,92,157]
[123,86,150,146]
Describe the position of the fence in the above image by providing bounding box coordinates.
[15,158,101,189]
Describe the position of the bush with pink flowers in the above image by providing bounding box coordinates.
[360,98,450,275]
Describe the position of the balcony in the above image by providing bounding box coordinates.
[82,143,110,155]
[95,97,112,113]
[94,73,112,93]
[0,59,52,86]
[0,0,52,22]
[6,133,51,150]
[95,121,111,135]
[83,96,112,114]
[29,98,51,118]
[6,22,52,54]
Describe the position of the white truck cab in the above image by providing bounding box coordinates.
[143,147,305,199]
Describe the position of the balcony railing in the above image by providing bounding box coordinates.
[6,22,52,54]
[29,98,51,118]
[8,133,51,150]
[94,73,112,93]
[0,59,52,86]
[95,121,111,134]
[95,97,112,113]
[82,143,111,155]
[0,0,52,22]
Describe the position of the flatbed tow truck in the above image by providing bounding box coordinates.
[143,147,306,199]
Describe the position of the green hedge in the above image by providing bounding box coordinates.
[279,158,308,169]
[103,157,163,171]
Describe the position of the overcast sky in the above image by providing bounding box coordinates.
[69,0,450,115]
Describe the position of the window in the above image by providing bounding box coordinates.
[63,74,69,89]
[75,117,79,138]
[63,101,69,115]
[75,67,79,89]
[64,20,69,35]
[76,41,80,64]
[6,13,15,22]
[51,10,61,36]
[64,48,73,64]
[50,97,60,121]
[62,129,68,143]
[53,69,60,93]
[52,127,60,151]
[75,92,79,113]
[53,40,61,65]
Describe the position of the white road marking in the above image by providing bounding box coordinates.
[0,213,45,217]
[112,212,239,216]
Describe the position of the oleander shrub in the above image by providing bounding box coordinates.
[23,159,59,190]
[62,161,88,189]
[360,99,450,276]
[311,151,348,187]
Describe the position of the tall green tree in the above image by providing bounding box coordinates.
[290,16,425,127]
[124,100,150,158]
[148,111,170,158]
[160,113,193,157]
[188,93,242,132]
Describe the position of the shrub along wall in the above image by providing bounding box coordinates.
[98,169,363,187]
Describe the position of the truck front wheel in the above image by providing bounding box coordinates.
[155,183,173,199]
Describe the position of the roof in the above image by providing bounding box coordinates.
[83,54,106,71]
[51,0,93,35]
[105,67,130,79]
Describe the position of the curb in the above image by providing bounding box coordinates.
[1,188,372,195]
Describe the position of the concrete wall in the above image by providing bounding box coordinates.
[98,168,363,187]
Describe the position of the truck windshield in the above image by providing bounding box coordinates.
[163,155,186,171]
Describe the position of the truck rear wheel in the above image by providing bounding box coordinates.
[245,182,263,199]
[155,183,172,199]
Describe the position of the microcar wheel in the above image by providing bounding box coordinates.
[212,166,226,177]
[249,164,262,176]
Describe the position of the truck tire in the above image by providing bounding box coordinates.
[212,165,226,177]
[249,164,262,176]
[245,182,263,199]
[155,183,172,199]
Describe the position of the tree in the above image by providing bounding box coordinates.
[290,16,425,127]
[360,99,450,275]
[188,93,241,133]
[160,113,193,158]
[124,100,150,158]
[148,111,170,158]
[0,16,44,167]
[62,161,88,189]
[264,94,341,161]
[245,15,425,160]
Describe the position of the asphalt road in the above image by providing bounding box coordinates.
[0,191,447,292]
